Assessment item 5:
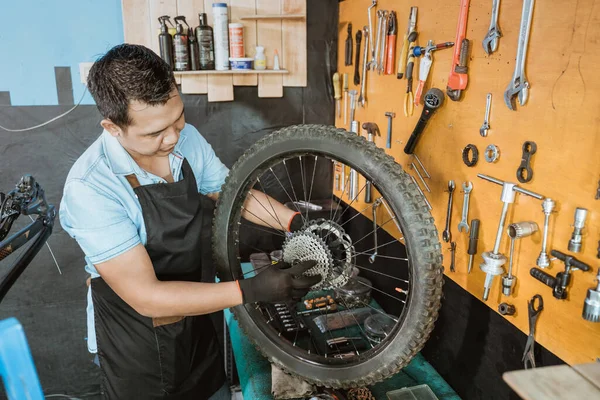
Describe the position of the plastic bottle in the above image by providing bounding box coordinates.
[212,3,230,70]
[173,17,189,71]
[196,13,215,70]
[188,25,200,71]
[254,46,266,70]
[228,23,244,58]
[158,16,174,69]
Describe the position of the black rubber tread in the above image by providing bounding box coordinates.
[212,124,443,388]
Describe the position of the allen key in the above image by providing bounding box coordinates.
[412,154,431,178]
[410,162,431,192]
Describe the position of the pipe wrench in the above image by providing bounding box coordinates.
[447,0,471,101]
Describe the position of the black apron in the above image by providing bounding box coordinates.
[91,159,225,399]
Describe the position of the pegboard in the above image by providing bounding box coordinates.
[336,0,600,366]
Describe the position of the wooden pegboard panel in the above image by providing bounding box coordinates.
[336,0,600,366]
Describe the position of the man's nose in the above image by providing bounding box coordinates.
[163,128,179,145]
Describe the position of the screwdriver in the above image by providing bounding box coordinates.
[468,219,480,274]
[343,73,349,124]
[333,72,341,119]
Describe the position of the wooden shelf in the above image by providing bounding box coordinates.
[174,69,289,75]
[240,14,306,20]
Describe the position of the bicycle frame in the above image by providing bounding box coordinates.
[0,175,55,302]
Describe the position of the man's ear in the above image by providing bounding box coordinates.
[101,119,123,137]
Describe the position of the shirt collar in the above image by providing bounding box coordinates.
[102,128,188,176]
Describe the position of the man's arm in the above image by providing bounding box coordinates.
[208,190,298,232]
[95,243,243,318]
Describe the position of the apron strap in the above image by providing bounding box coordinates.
[125,174,141,189]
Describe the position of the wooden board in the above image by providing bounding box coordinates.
[337,0,600,366]
[122,0,152,48]
[257,0,283,97]
[573,363,600,390]
[204,0,235,101]
[230,0,258,86]
[503,365,600,400]
[177,0,208,94]
[282,0,307,87]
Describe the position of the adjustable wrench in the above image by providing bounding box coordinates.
[505,0,535,110]
[482,0,502,54]
[378,11,389,74]
[358,26,369,107]
[458,181,473,233]
[367,1,377,69]
[373,11,385,71]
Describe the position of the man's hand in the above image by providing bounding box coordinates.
[237,260,321,303]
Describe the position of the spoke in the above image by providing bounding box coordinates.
[241,206,285,234]
[306,156,318,211]
[358,299,400,323]
[253,178,286,232]
[330,180,368,228]
[270,167,303,215]
[282,160,308,227]
[336,296,374,350]
[298,156,309,222]
[351,216,395,248]
[343,263,409,283]
[355,254,409,261]
[357,238,405,255]
[242,222,287,238]
[344,273,406,304]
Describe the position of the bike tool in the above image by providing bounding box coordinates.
[522,294,543,369]
[467,219,480,274]
[502,221,538,296]
[403,88,445,155]
[531,250,591,300]
[345,23,353,66]
[447,0,471,101]
[583,267,600,322]
[397,7,417,79]
[362,122,381,203]
[482,0,502,54]
[385,11,397,75]
[354,29,362,85]
[404,27,419,116]
[333,72,341,119]
[412,41,454,105]
[477,174,544,301]
[343,73,349,125]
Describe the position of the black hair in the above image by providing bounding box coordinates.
[87,44,176,127]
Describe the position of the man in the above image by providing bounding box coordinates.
[60,44,317,400]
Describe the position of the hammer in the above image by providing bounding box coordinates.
[362,122,381,203]
[384,112,395,148]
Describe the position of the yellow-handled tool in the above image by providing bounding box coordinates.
[333,72,341,118]
[397,7,417,79]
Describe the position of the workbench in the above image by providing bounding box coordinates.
[224,264,461,400]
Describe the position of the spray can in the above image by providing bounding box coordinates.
[196,13,215,70]
[173,16,190,71]
[158,16,174,69]
[212,3,230,70]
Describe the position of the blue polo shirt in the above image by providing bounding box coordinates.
[59,123,229,353]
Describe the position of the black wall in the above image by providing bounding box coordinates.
[0,1,338,397]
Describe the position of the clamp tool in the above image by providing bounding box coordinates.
[397,7,417,79]
[447,0,471,101]
[413,41,454,105]
[522,294,543,369]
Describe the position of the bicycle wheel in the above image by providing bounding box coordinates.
[213,124,443,388]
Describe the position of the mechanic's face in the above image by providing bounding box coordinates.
[102,89,185,159]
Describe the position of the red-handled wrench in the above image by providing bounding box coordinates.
[447,0,471,101]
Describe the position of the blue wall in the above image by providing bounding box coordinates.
[0,0,124,106]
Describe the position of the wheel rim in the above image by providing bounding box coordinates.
[224,149,416,367]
